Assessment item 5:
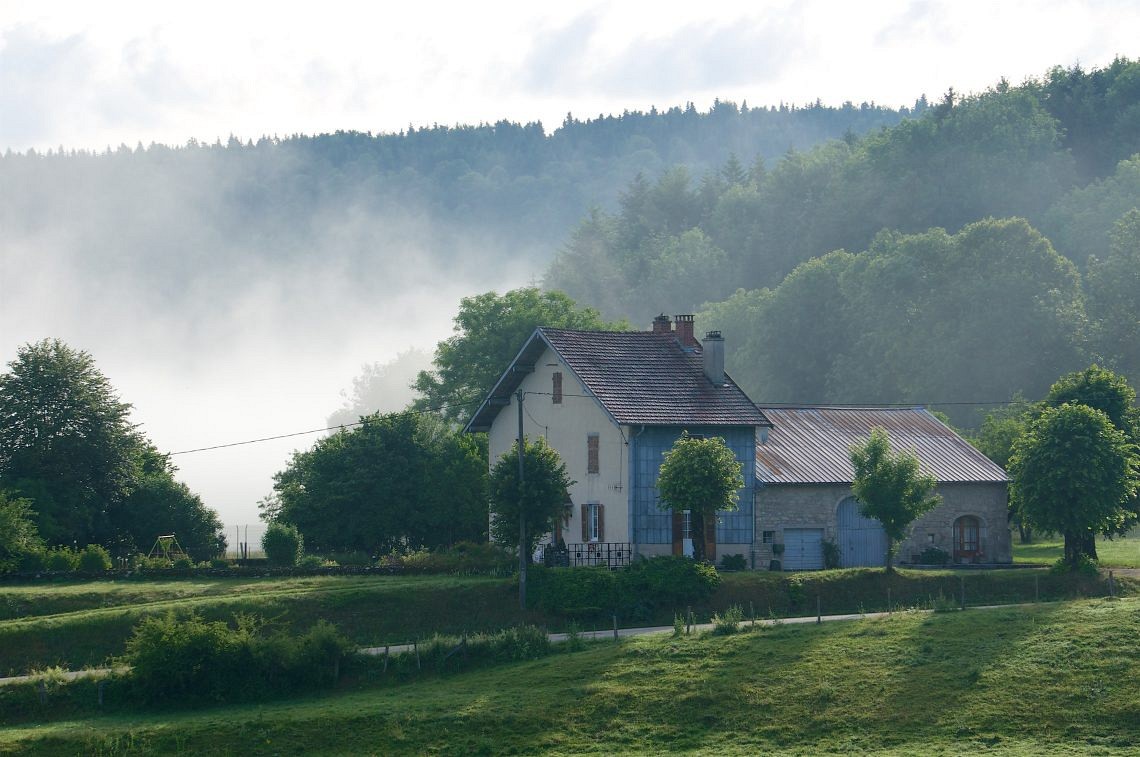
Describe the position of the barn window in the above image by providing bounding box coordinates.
[587,433,599,474]
[552,372,562,403]
[762,530,776,544]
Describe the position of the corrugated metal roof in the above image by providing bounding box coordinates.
[755,406,1008,485]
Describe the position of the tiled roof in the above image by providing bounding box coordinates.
[755,406,1008,485]
[541,329,770,427]
[464,328,770,432]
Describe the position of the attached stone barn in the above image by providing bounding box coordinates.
[751,406,1011,570]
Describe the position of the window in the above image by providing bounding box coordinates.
[552,371,562,404]
[581,503,604,542]
[587,433,599,474]
[681,510,693,540]
[762,530,776,544]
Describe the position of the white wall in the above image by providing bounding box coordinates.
[487,344,630,544]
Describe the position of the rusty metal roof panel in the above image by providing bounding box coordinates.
[755,406,1008,485]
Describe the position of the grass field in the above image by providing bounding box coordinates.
[1,598,1137,755]
[0,568,1129,677]
[1013,532,1140,568]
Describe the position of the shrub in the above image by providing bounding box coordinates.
[44,547,78,572]
[1052,555,1100,576]
[711,604,744,635]
[16,549,47,572]
[329,550,372,567]
[297,554,326,570]
[528,565,618,615]
[209,557,230,569]
[720,553,747,571]
[125,612,353,704]
[918,546,950,565]
[172,557,194,570]
[821,539,842,569]
[262,522,304,567]
[136,555,173,570]
[77,544,112,572]
[620,556,721,608]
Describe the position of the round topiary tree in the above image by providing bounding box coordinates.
[262,522,304,567]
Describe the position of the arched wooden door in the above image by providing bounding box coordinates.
[954,516,981,562]
[837,496,887,567]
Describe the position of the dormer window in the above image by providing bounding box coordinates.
[552,371,562,404]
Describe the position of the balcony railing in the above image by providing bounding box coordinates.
[541,542,632,569]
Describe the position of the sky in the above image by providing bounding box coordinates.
[2,0,1138,536]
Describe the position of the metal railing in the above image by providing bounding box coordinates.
[541,542,633,569]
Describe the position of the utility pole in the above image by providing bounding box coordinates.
[517,389,527,611]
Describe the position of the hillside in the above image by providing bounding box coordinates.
[2,599,1137,754]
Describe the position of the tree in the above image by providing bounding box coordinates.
[119,444,226,561]
[488,437,573,562]
[270,412,487,554]
[327,349,432,428]
[656,433,744,563]
[0,491,41,572]
[0,339,139,545]
[414,288,625,424]
[1086,211,1140,384]
[849,427,941,572]
[0,339,225,558]
[972,395,1038,542]
[1009,403,1140,568]
[1046,364,1138,437]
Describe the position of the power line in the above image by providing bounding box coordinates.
[168,391,1032,457]
[167,399,481,456]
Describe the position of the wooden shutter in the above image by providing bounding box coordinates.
[597,505,605,542]
[671,511,683,555]
[587,434,599,474]
[581,504,589,542]
[552,372,562,404]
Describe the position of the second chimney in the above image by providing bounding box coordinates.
[674,314,698,348]
[652,313,672,334]
[703,330,725,385]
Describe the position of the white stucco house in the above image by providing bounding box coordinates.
[465,314,1012,570]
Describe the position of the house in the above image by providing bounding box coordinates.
[466,315,1012,570]
[465,315,770,565]
[753,406,1011,569]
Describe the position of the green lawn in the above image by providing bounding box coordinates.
[0,568,1129,677]
[1,599,1137,755]
[1013,531,1140,567]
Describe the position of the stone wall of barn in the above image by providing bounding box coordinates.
[753,481,1011,570]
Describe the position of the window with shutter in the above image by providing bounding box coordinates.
[587,433,599,474]
[597,504,605,542]
[552,372,562,404]
[584,503,604,542]
[581,504,589,542]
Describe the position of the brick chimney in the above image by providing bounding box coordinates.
[652,313,672,334]
[703,330,725,385]
[674,314,698,348]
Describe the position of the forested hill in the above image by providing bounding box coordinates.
[1,100,911,310]
[543,59,1140,424]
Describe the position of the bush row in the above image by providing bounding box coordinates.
[126,612,355,704]
[527,556,721,619]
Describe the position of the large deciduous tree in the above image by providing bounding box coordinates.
[849,427,941,572]
[0,339,140,545]
[269,412,487,554]
[656,433,744,564]
[0,339,226,558]
[488,437,573,562]
[1009,403,1140,569]
[413,288,626,424]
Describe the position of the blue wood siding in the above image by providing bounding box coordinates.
[630,426,756,545]
[837,496,888,567]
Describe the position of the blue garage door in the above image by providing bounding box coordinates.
[837,497,887,567]
[783,528,824,570]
